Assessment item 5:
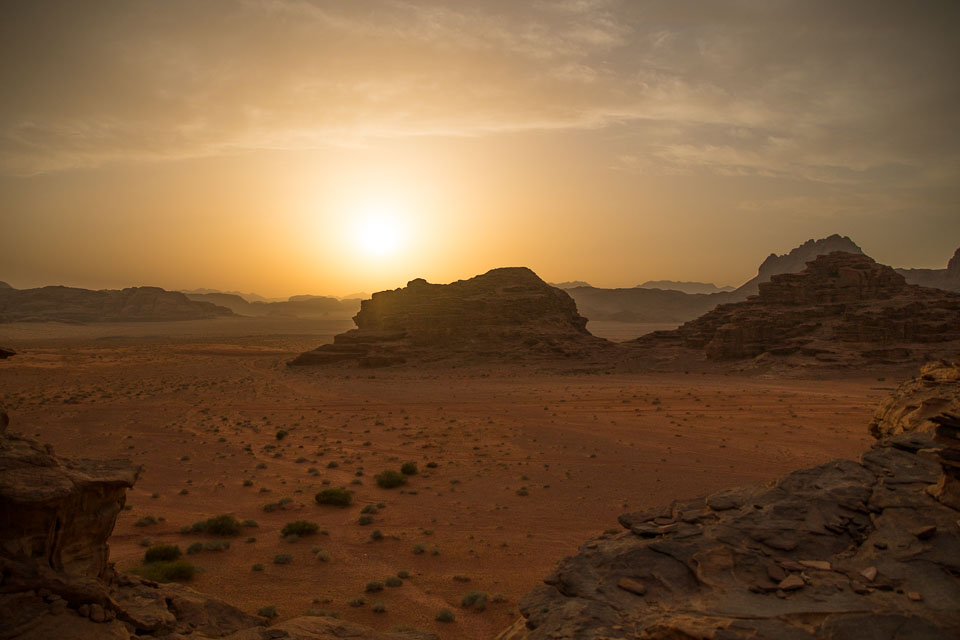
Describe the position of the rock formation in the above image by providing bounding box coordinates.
[733,234,864,298]
[0,346,14,359]
[870,361,960,438]
[0,286,234,323]
[0,403,435,640]
[639,252,960,364]
[497,368,960,640]
[897,246,960,293]
[564,235,865,325]
[184,292,360,318]
[290,267,611,367]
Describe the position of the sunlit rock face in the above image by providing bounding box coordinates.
[290,267,611,367]
[642,252,960,364]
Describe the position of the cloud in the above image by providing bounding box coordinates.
[0,0,957,192]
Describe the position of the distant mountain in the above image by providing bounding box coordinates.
[896,246,960,292]
[181,288,278,303]
[565,235,869,324]
[185,292,360,318]
[637,280,734,294]
[732,234,863,298]
[550,281,592,289]
[0,286,234,323]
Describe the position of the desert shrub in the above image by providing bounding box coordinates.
[144,544,181,563]
[397,570,410,579]
[203,540,230,552]
[461,591,488,611]
[273,554,293,565]
[326,460,339,469]
[412,543,426,555]
[134,515,157,527]
[360,504,378,514]
[285,534,300,543]
[275,429,287,440]
[315,488,352,507]
[193,514,241,536]
[358,515,373,526]
[435,609,455,623]
[365,581,384,592]
[315,549,331,562]
[139,537,151,547]
[304,609,340,618]
[348,597,365,607]
[372,601,387,613]
[385,576,402,587]
[369,529,384,541]
[426,461,438,468]
[132,560,197,583]
[400,462,418,475]
[375,470,406,489]
[252,563,264,571]
[242,519,259,528]
[186,542,204,555]
[258,605,277,618]
[281,520,319,537]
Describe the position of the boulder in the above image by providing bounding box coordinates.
[870,361,960,438]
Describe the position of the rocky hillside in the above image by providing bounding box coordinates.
[497,367,960,640]
[0,403,435,640]
[639,252,960,364]
[565,235,865,325]
[0,286,234,323]
[870,361,960,439]
[897,246,960,293]
[290,267,611,367]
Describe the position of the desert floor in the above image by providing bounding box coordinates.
[0,320,896,639]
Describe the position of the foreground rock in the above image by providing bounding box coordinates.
[870,361,960,438]
[0,285,233,323]
[638,252,960,365]
[498,366,960,639]
[291,267,611,367]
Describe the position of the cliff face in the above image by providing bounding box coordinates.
[644,252,960,363]
[0,429,139,579]
[291,267,609,367]
[498,367,960,640]
[0,286,234,323]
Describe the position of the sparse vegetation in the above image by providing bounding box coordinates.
[131,560,197,583]
[315,487,352,507]
[273,553,293,565]
[375,469,407,489]
[192,514,242,536]
[435,608,455,623]
[400,461,418,475]
[258,605,277,618]
[461,591,488,611]
[144,543,181,563]
[281,520,319,537]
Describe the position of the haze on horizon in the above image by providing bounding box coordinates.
[2,0,958,298]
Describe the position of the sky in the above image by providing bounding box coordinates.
[2,0,959,297]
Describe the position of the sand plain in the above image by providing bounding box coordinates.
[0,319,890,639]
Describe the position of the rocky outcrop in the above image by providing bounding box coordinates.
[897,246,960,293]
[291,267,610,367]
[497,371,960,639]
[734,234,864,298]
[0,346,14,359]
[870,361,960,438]
[640,252,960,364]
[0,286,234,323]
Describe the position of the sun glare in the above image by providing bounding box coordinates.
[351,200,406,258]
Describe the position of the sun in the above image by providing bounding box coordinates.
[350,200,406,257]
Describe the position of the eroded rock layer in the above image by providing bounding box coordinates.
[291,267,610,367]
[640,252,960,363]
[870,361,960,439]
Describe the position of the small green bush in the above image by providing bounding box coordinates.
[252,563,264,571]
[258,605,277,618]
[365,581,384,592]
[281,520,319,537]
[397,570,410,579]
[315,488,352,507]
[132,560,197,583]
[144,544,181,563]
[134,515,158,527]
[369,529,384,541]
[348,597,365,607]
[304,609,340,618]
[385,576,402,587]
[372,601,387,613]
[375,470,407,489]
[461,591,488,611]
[193,514,241,536]
[412,543,426,555]
[186,542,203,555]
[435,608,455,623]
[358,515,373,526]
[273,554,293,565]
[400,462,418,475]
